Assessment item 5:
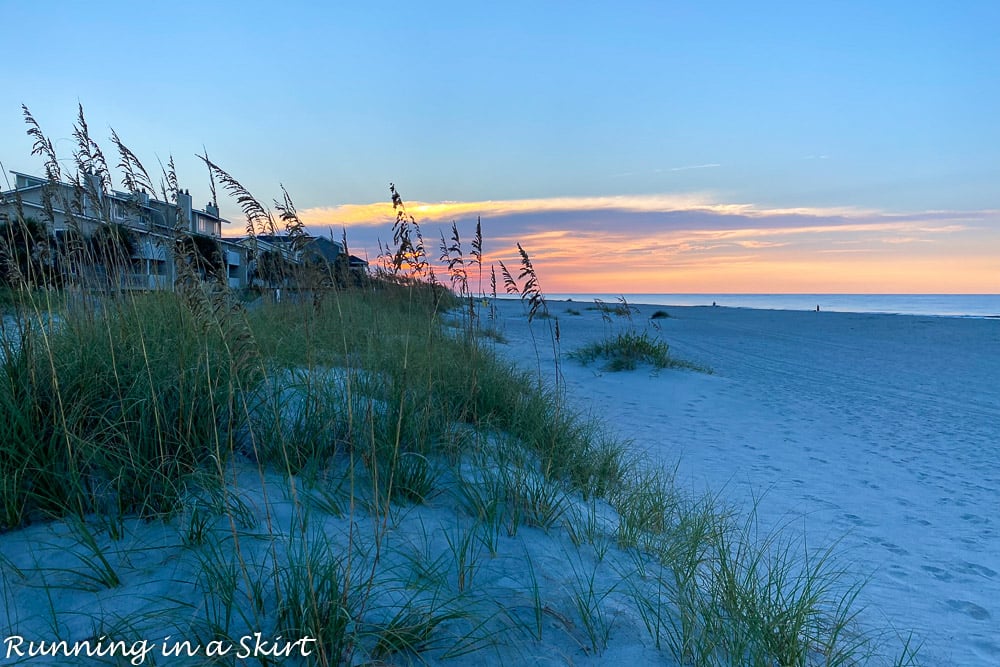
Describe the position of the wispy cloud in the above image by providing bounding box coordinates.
[817,248,879,254]
[297,193,720,227]
[736,240,789,249]
[880,236,934,245]
[669,163,722,172]
[242,193,998,293]
[294,193,886,230]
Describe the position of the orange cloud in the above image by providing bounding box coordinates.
[227,193,998,293]
[498,216,996,293]
[294,194,885,228]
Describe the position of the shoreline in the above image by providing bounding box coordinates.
[518,294,1000,319]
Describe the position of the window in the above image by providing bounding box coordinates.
[112,202,128,221]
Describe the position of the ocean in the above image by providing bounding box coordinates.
[546,294,1000,318]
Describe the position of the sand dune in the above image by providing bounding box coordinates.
[3,297,995,665]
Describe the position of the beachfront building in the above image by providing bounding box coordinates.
[242,233,369,289]
[0,171,247,290]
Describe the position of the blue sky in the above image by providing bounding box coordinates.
[2,1,997,291]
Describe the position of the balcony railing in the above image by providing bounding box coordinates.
[119,273,170,290]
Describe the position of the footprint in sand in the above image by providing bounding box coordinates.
[802,494,840,511]
[946,599,992,621]
[882,542,909,556]
[842,513,875,527]
[955,562,998,579]
[920,565,954,582]
[868,536,909,556]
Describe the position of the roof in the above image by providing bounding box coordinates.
[303,236,344,262]
[4,171,233,230]
[247,234,345,256]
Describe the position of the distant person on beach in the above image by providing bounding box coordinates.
[816,305,820,312]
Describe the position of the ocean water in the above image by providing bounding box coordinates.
[548,294,1000,318]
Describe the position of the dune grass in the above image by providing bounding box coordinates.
[570,298,708,373]
[0,292,244,527]
[0,281,917,665]
[571,329,675,371]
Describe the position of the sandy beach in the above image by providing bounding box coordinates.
[495,298,1000,666]
[2,296,997,666]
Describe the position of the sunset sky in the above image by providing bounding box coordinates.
[2,1,997,292]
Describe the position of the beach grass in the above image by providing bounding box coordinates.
[0,281,915,665]
[570,324,711,374]
[571,329,675,371]
[569,296,708,373]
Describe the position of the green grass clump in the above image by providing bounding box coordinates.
[276,534,351,664]
[571,330,673,371]
[650,309,670,319]
[0,293,244,527]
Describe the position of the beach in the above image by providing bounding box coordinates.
[2,295,997,666]
[495,298,1000,665]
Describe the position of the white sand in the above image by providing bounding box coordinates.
[2,299,996,665]
[495,298,1000,666]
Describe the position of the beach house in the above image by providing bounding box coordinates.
[0,171,247,290]
[242,233,369,289]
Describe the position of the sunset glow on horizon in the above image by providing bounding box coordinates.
[278,196,999,294]
[2,2,997,294]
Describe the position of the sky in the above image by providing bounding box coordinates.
[1,0,997,293]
